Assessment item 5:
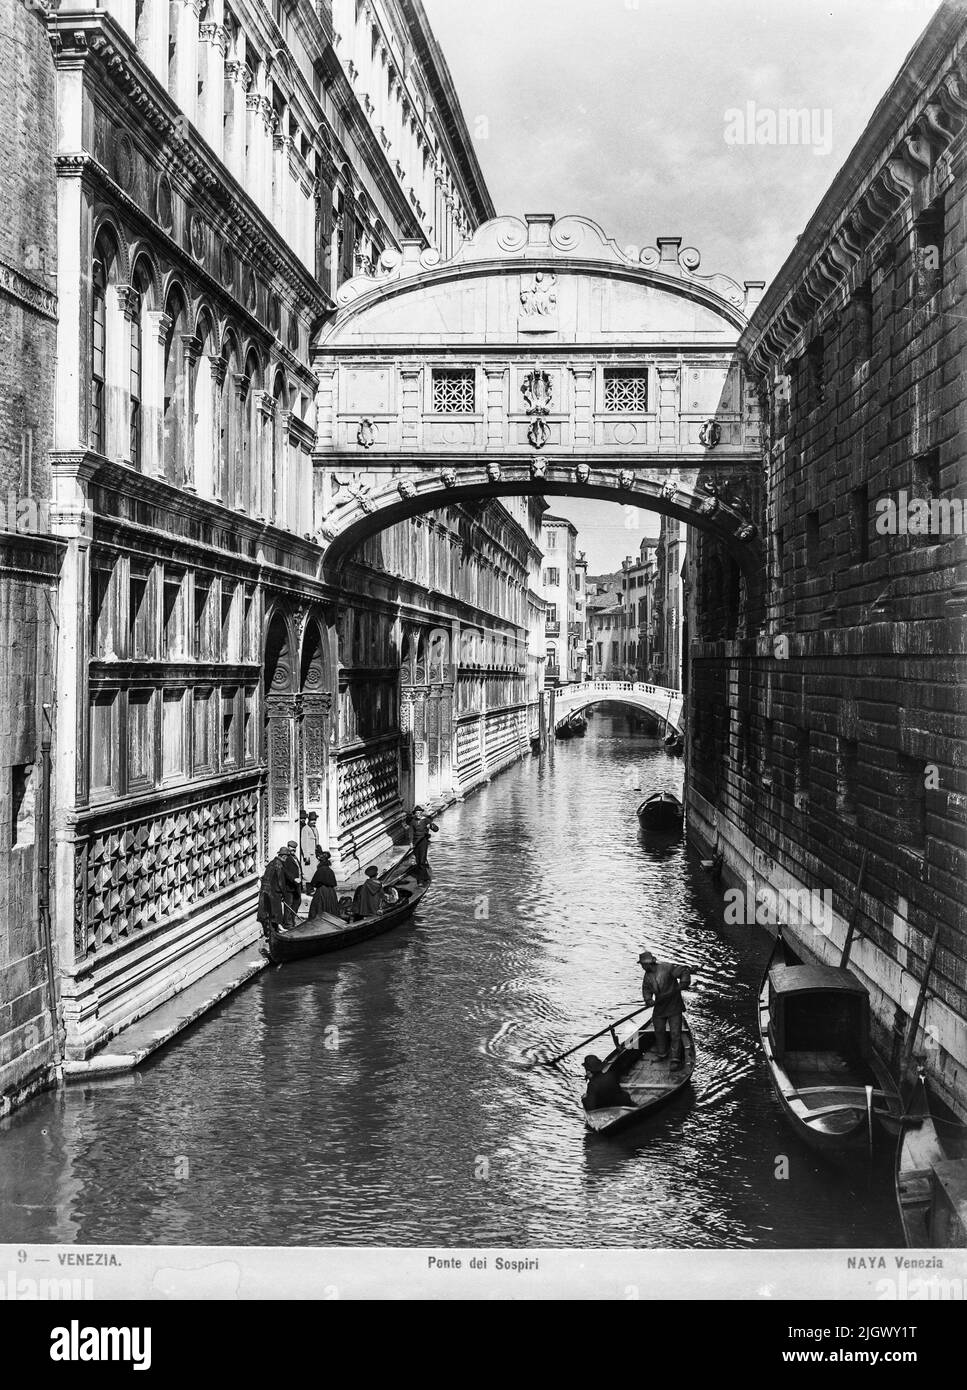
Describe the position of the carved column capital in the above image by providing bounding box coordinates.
[114,284,140,321]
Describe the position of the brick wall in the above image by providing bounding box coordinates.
[688,8,967,1116]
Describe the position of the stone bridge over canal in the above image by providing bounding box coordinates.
[552,681,684,733]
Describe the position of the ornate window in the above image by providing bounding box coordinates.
[604,368,648,413]
[432,368,475,414]
[90,255,107,452]
[129,295,142,466]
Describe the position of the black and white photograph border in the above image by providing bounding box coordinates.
[0,0,966,1306]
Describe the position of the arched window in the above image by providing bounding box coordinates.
[128,260,152,468]
[241,349,261,514]
[162,288,188,482]
[219,336,239,505]
[193,314,216,498]
[272,371,286,525]
[90,255,107,453]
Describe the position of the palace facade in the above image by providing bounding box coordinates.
[0,0,544,1110]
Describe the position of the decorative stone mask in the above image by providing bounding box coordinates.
[529,458,547,480]
[439,468,457,487]
[398,478,416,499]
[486,461,502,482]
[618,469,633,489]
[575,463,590,484]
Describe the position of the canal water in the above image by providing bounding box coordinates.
[0,714,902,1248]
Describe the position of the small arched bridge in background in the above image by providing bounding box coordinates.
[552,681,684,733]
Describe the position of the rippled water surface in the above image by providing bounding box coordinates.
[0,715,902,1247]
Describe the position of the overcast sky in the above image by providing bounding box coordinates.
[421,0,943,571]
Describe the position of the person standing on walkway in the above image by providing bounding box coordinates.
[406,805,439,884]
[280,840,303,919]
[307,849,340,919]
[258,848,292,936]
[638,950,691,1069]
[300,810,319,870]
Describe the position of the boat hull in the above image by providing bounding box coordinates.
[636,794,683,832]
[583,1016,696,1135]
[266,875,428,963]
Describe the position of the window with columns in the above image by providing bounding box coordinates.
[162,289,190,485]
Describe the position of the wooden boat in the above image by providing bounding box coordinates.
[571,716,587,737]
[663,730,684,755]
[583,1013,696,1135]
[637,790,683,832]
[757,932,902,1160]
[555,721,574,740]
[896,1078,967,1246]
[266,870,428,964]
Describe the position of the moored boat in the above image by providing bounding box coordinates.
[583,1013,696,1136]
[555,721,574,740]
[571,716,587,737]
[266,870,428,964]
[636,790,683,832]
[896,1076,967,1247]
[757,931,902,1161]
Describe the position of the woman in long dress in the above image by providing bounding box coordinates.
[307,849,340,919]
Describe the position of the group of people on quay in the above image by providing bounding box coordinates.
[256,807,439,937]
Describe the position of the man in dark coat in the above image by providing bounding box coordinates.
[639,950,692,1068]
[257,849,291,936]
[406,805,439,884]
[582,1054,636,1111]
[279,840,303,918]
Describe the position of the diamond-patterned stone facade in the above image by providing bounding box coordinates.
[74,790,259,957]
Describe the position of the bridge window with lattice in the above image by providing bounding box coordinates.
[604,368,648,413]
[432,368,476,414]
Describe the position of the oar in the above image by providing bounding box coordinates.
[541,1003,654,1068]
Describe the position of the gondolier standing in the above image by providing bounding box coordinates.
[639,951,691,1069]
[406,804,439,884]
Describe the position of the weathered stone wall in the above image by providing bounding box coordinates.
[688,8,967,1117]
[0,0,62,1115]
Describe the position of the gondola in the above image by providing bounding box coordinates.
[664,731,684,756]
[583,1013,697,1136]
[896,1075,967,1246]
[571,716,587,737]
[636,790,683,832]
[555,721,574,740]
[757,929,902,1160]
[265,870,428,964]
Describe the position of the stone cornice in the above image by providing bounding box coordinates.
[327,215,761,329]
[741,8,967,378]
